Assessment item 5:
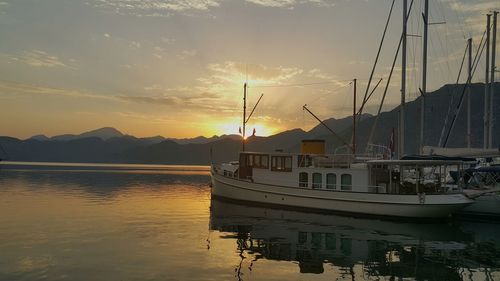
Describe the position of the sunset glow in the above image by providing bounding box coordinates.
[0,0,498,139]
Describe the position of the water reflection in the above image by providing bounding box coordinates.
[1,165,499,281]
[0,164,209,197]
[210,199,500,280]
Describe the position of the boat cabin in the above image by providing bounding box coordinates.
[213,140,471,195]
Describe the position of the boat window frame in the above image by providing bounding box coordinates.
[297,155,313,167]
[341,173,352,191]
[326,173,336,189]
[312,172,322,189]
[299,172,308,187]
[240,153,269,169]
[271,156,293,172]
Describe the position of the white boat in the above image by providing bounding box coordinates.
[211,141,474,219]
[209,1,487,220]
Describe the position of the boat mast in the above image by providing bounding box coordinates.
[467,37,472,148]
[242,82,247,151]
[352,78,357,154]
[484,14,491,149]
[399,0,407,158]
[419,0,428,154]
[489,11,497,149]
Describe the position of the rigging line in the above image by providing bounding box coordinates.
[250,79,366,89]
[449,0,468,39]
[442,30,487,148]
[366,0,415,149]
[361,0,395,111]
[437,42,468,147]
[471,30,487,78]
[468,29,485,80]
[302,104,351,149]
[306,81,353,106]
[250,81,342,88]
[357,78,383,117]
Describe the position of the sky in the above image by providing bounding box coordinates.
[0,0,499,139]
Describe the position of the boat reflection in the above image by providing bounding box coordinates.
[209,198,500,280]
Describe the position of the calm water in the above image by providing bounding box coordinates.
[0,162,499,281]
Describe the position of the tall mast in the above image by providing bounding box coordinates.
[484,14,491,149]
[467,38,472,148]
[242,82,247,151]
[352,78,357,154]
[399,0,407,158]
[489,11,497,149]
[420,0,429,154]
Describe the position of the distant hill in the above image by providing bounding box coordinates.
[43,127,125,141]
[1,82,498,164]
[308,113,373,138]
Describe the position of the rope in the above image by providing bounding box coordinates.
[442,28,488,147]
[360,0,395,114]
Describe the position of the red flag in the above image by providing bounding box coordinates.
[389,127,395,159]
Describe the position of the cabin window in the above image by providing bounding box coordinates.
[341,174,352,191]
[285,157,292,170]
[261,155,269,168]
[241,153,269,169]
[271,156,293,172]
[297,155,313,167]
[254,155,260,167]
[299,172,308,187]
[312,173,322,189]
[326,173,336,189]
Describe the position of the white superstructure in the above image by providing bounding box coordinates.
[211,143,474,219]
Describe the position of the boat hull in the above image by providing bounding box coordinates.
[211,172,473,219]
[459,193,500,218]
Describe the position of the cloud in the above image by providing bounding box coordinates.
[11,50,72,68]
[129,41,141,49]
[205,61,302,84]
[92,0,222,16]
[445,0,500,36]
[0,80,112,100]
[246,0,335,8]
[116,91,237,113]
[177,49,197,60]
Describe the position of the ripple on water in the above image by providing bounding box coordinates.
[0,166,499,281]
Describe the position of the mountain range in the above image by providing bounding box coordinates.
[1,82,498,165]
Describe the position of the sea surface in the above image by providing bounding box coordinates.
[0,162,499,281]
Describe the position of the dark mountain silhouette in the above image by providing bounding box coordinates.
[0,82,498,164]
[30,134,50,141]
[50,127,124,141]
[308,113,373,138]
[168,134,241,144]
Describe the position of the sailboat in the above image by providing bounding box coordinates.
[418,11,500,217]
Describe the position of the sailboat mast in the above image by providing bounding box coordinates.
[467,38,472,148]
[420,0,428,154]
[242,82,247,151]
[484,14,491,149]
[352,78,357,154]
[489,11,497,149]
[399,0,407,158]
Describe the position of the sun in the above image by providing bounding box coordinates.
[215,118,278,138]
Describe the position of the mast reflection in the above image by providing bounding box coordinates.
[209,198,499,280]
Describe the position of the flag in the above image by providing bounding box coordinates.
[389,127,395,159]
[238,127,242,134]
